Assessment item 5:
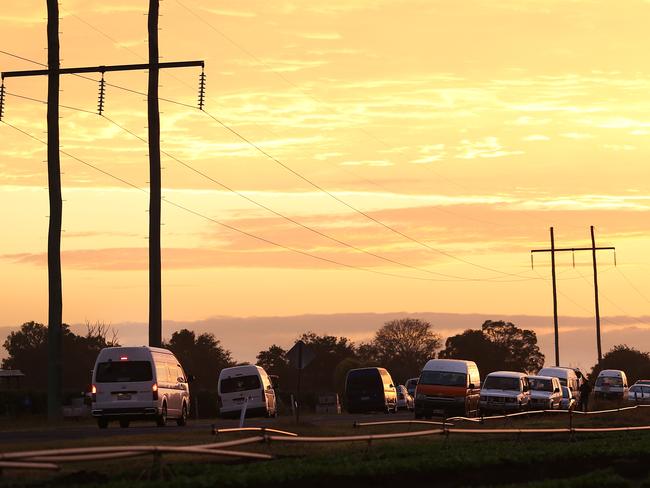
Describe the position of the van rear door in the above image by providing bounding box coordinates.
[94,360,154,406]
[220,374,263,410]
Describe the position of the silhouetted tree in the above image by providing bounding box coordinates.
[3,320,118,392]
[481,320,544,373]
[164,329,235,392]
[590,345,650,384]
[439,329,505,375]
[363,318,441,384]
[439,320,544,375]
[298,332,357,393]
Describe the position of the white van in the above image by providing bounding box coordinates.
[594,369,629,400]
[91,346,191,429]
[537,367,580,401]
[218,365,277,418]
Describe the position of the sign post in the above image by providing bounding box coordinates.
[286,340,315,424]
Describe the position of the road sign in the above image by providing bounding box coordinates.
[286,340,315,370]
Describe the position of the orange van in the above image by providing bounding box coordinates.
[414,359,480,418]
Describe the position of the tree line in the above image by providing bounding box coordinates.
[4,317,650,400]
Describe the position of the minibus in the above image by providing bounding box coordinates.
[91,346,190,428]
[345,367,398,414]
[414,359,480,418]
[594,369,628,400]
[218,365,277,418]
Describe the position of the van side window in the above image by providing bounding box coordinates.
[156,362,170,383]
[176,365,186,382]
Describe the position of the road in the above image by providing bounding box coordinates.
[0,410,418,446]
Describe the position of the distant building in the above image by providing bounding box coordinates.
[0,369,25,390]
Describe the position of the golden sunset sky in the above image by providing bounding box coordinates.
[1,0,650,368]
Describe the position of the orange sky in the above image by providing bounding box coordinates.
[1,1,650,367]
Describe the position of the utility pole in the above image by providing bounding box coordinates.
[46,0,63,423]
[1,2,204,420]
[591,225,603,366]
[531,227,615,368]
[148,0,162,347]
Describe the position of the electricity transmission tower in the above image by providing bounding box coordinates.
[531,226,615,368]
[0,0,204,420]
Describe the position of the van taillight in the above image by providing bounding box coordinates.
[91,384,97,402]
[152,383,158,400]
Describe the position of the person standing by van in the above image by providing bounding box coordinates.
[579,379,592,412]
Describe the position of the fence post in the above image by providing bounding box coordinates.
[150,450,164,480]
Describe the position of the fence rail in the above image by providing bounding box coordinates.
[3,404,650,475]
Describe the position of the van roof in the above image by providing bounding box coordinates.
[219,364,266,378]
[528,375,557,381]
[598,369,626,376]
[422,359,476,373]
[96,346,175,360]
[486,371,526,378]
[538,367,577,378]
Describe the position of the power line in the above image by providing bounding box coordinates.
[101,114,490,281]
[173,0,551,229]
[1,48,539,282]
[3,82,530,283]
[41,12,531,279]
[1,118,492,283]
[201,107,535,280]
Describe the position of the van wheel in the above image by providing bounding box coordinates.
[97,417,109,429]
[119,419,130,428]
[156,403,167,427]
[176,403,188,426]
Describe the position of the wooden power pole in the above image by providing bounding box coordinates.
[1,1,204,419]
[531,227,615,368]
[148,0,162,347]
[46,0,63,422]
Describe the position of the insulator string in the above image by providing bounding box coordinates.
[97,72,106,115]
[198,67,206,110]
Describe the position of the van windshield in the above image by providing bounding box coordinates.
[529,378,553,392]
[221,375,261,393]
[596,376,623,387]
[346,370,381,390]
[96,361,153,383]
[483,376,520,391]
[419,371,467,387]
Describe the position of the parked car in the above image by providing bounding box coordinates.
[479,371,530,414]
[396,385,414,411]
[91,346,191,429]
[528,375,562,410]
[628,384,650,403]
[633,379,650,386]
[405,377,419,398]
[538,366,581,403]
[560,386,576,411]
[218,365,277,418]
[414,359,480,419]
[594,369,629,400]
[345,367,398,414]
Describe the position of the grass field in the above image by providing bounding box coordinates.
[3,403,650,487]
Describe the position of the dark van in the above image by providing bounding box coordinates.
[345,367,398,413]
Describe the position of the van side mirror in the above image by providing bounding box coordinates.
[554,387,560,393]
[523,385,530,392]
[469,383,475,390]
[389,384,394,388]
